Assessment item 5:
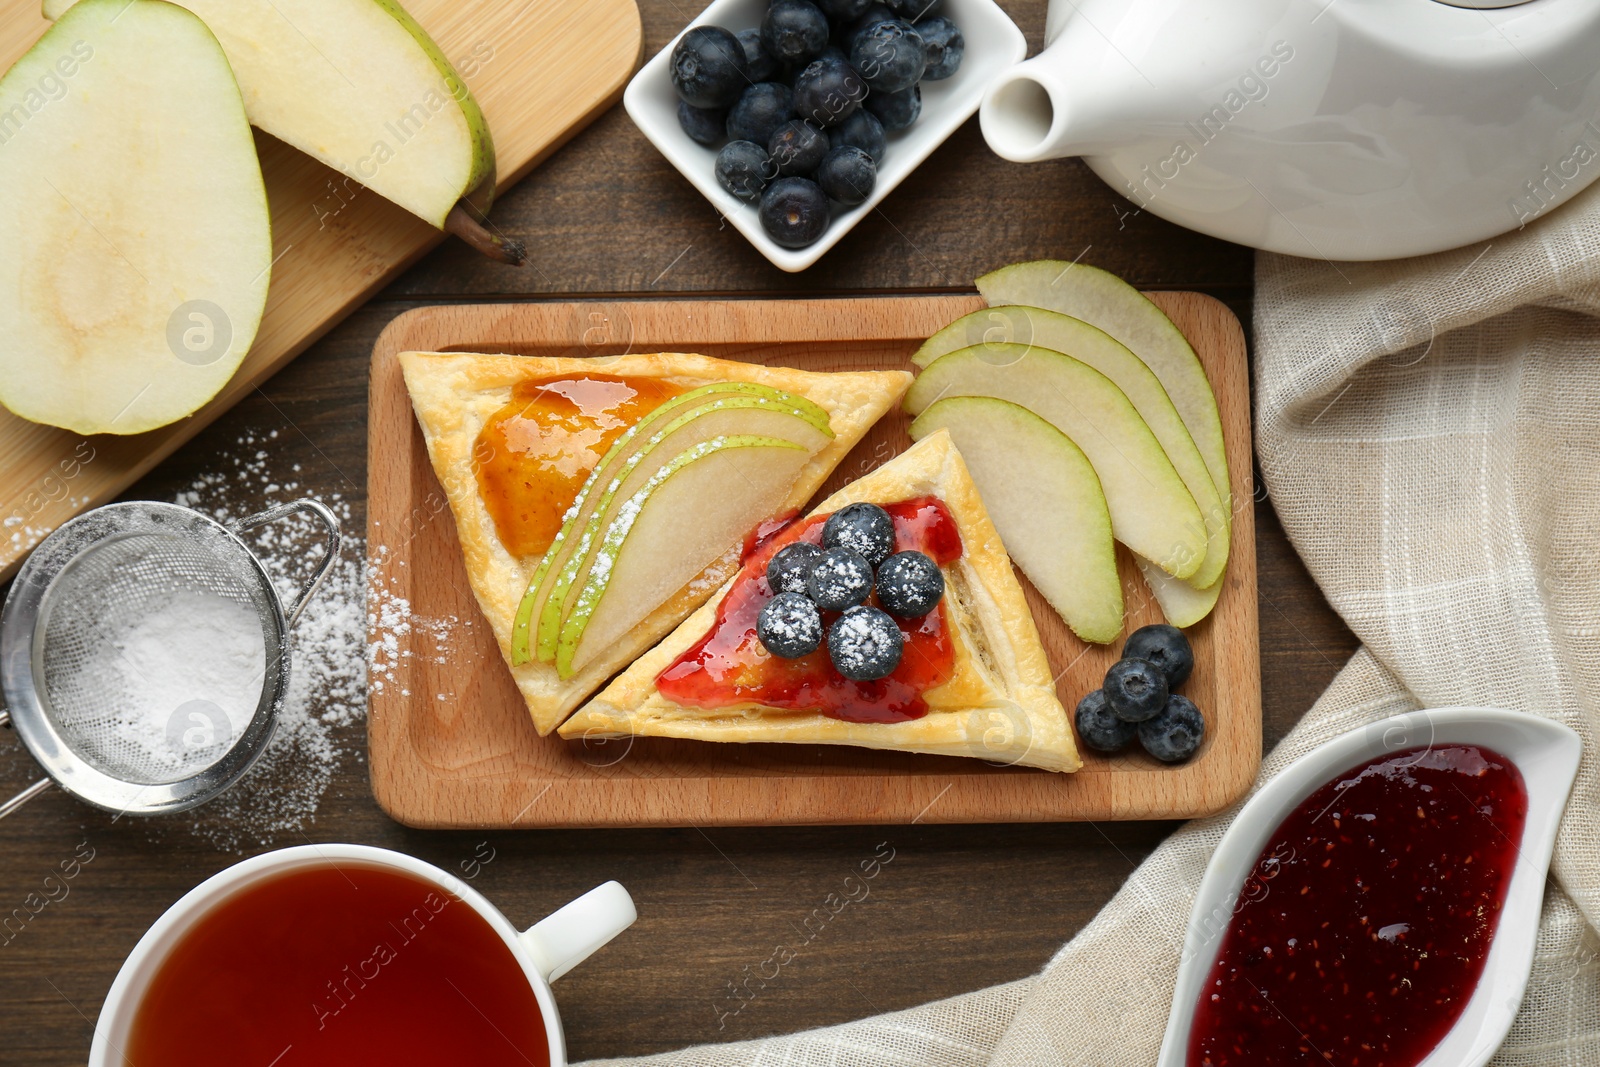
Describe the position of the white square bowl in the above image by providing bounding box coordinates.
[624,0,1027,272]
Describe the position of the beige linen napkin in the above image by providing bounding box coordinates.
[585,182,1600,1066]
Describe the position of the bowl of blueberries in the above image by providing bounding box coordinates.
[624,0,1026,271]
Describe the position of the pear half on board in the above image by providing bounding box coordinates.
[44,0,517,262]
[0,0,272,435]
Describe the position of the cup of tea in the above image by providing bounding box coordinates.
[88,844,636,1067]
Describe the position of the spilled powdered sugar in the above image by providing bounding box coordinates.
[154,431,370,851]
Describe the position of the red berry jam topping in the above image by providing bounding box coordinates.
[1188,744,1528,1067]
[656,497,962,723]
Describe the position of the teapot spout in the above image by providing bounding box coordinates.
[980,58,1132,164]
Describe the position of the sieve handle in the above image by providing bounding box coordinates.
[0,709,53,819]
[231,500,342,630]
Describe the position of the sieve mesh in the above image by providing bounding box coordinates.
[37,532,280,787]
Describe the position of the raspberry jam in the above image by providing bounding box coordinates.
[474,375,684,557]
[1188,745,1528,1067]
[656,497,963,724]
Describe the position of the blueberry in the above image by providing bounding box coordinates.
[758,591,825,658]
[1122,623,1194,688]
[875,550,942,617]
[736,27,780,83]
[822,502,894,566]
[715,140,771,203]
[807,546,874,610]
[766,542,823,594]
[762,0,830,66]
[1139,694,1205,762]
[849,19,925,93]
[727,82,794,146]
[1074,689,1137,754]
[1103,657,1169,723]
[793,55,866,127]
[677,100,727,146]
[759,177,831,247]
[767,119,829,176]
[916,16,963,80]
[816,145,875,205]
[827,605,904,681]
[885,0,941,19]
[817,0,872,20]
[830,110,886,164]
[671,25,748,109]
[864,82,920,130]
[841,4,895,50]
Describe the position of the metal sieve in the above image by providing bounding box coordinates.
[0,499,339,818]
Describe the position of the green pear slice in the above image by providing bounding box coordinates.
[515,390,832,664]
[46,0,496,234]
[1137,557,1223,629]
[0,0,271,435]
[911,398,1123,644]
[509,382,831,664]
[975,261,1230,526]
[556,435,812,678]
[911,306,1227,589]
[905,344,1205,580]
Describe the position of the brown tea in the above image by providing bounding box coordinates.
[125,863,551,1067]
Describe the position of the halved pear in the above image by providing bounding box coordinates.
[44,0,513,258]
[510,382,832,664]
[904,344,1205,580]
[556,435,814,678]
[910,397,1123,644]
[0,0,271,435]
[911,306,1227,589]
[523,394,833,664]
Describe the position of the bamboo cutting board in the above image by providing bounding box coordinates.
[0,0,642,580]
[365,293,1261,827]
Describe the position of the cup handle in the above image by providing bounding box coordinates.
[517,881,636,983]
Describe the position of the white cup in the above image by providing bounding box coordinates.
[88,844,637,1066]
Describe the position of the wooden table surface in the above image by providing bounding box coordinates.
[0,2,1359,1062]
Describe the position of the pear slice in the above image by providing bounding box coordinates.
[975,261,1230,524]
[911,306,1227,589]
[910,398,1123,644]
[556,435,813,678]
[44,0,512,259]
[542,403,830,664]
[1137,557,1223,629]
[509,382,831,664]
[0,0,271,435]
[515,390,833,664]
[905,344,1205,580]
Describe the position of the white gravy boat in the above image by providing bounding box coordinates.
[1158,707,1580,1067]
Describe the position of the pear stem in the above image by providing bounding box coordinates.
[445,203,526,266]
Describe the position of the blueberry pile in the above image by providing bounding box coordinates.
[1074,624,1205,763]
[668,1,965,249]
[754,502,945,681]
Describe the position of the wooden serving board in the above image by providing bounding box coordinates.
[0,0,642,580]
[366,294,1261,827]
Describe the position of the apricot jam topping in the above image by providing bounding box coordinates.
[474,375,684,557]
[656,497,963,724]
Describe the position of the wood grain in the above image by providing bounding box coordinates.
[0,0,643,581]
[0,4,1366,1063]
[365,293,1259,827]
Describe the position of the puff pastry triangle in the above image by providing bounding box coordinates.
[399,350,911,735]
[560,431,1081,772]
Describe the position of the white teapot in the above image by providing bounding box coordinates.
[978,0,1600,260]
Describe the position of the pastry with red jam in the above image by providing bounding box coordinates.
[560,432,1081,772]
[400,350,911,734]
